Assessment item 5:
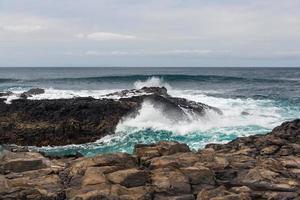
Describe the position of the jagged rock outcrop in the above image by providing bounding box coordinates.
[1,120,300,199]
[0,87,221,146]
[20,88,45,99]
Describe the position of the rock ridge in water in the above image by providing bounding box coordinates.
[0,87,221,146]
[1,119,300,199]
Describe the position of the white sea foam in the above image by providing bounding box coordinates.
[115,77,284,135]
[116,94,281,136]
[134,76,171,90]
[25,76,298,156]
[28,88,119,100]
[4,77,285,132]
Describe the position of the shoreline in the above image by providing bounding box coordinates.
[1,119,300,199]
[0,87,222,147]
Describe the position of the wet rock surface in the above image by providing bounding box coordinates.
[20,88,45,99]
[1,119,300,199]
[0,87,221,146]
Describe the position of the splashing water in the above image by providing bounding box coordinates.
[134,76,172,90]
[1,68,298,157]
[35,77,299,157]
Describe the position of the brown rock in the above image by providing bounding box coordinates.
[107,168,149,188]
[81,167,108,186]
[229,186,251,193]
[65,183,113,200]
[134,146,161,163]
[2,158,46,173]
[181,166,215,185]
[149,152,200,169]
[111,184,152,200]
[279,156,300,168]
[153,194,195,200]
[196,186,232,200]
[238,167,299,191]
[134,141,190,163]
[261,145,279,155]
[151,168,191,194]
[69,153,136,176]
[1,174,64,199]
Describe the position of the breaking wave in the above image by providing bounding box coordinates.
[2,74,298,157]
[134,76,172,90]
[34,78,300,157]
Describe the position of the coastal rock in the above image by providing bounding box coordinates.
[0,87,222,146]
[134,141,190,163]
[196,186,251,200]
[181,166,215,185]
[106,86,168,97]
[68,153,137,176]
[20,88,45,98]
[81,167,108,186]
[0,91,13,97]
[106,168,149,187]
[151,168,191,194]
[0,120,300,199]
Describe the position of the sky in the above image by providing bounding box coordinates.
[0,0,300,67]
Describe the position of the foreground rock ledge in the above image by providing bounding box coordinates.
[1,119,300,200]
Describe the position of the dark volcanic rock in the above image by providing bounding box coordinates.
[0,97,137,146]
[0,91,13,97]
[0,87,221,146]
[106,86,168,97]
[1,120,300,199]
[20,88,45,98]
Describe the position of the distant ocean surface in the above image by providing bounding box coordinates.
[1,67,300,156]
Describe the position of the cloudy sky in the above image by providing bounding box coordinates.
[0,0,300,67]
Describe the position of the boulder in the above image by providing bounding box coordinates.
[237,167,299,192]
[181,166,215,185]
[20,88,45,98]
[69,153,137,176]
[81,167,108,186]
[110,184,152,200]
[0,173,64,199]
[149,152,200,169]
[153,194,195,200]
[106,86,168,97]
[134,141,191,164]
[151,168,191,194]
[196,186,251,200]
[0,151,59,174]
[65,183,114,200]
[107,168,149,188]
[0,91,13,97]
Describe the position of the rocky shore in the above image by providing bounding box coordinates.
[0,87,221,146]
[1,119,300,200]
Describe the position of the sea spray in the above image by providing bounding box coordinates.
[4,71,297,156]
[134,76,172,90]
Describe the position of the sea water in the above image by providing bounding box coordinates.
[0,67,299,156]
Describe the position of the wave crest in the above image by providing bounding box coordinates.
[134,76,171,89]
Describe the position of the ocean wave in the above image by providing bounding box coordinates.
[2,74,299,84]
[31,87,300,157]
[133,76,172,89]
[0,78,16,83]
[116,95,282,135]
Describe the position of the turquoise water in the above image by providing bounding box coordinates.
[37,125,269,157]
[0,67,299,156]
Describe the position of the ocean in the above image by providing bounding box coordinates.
[1,67,300,156]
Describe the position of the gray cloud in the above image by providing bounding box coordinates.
[0,0,300,67]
